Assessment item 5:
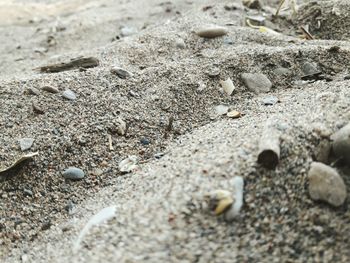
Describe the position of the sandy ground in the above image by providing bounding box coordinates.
[1,0,350,262]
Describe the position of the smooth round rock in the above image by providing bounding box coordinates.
[196,26,228,38]
[331,122,350,164]
[241,73,272,93]
[19,138,34,151]
[42,85,59,94]
[308,162,346,207]
[62,89,76,100]
[63,167,85,180]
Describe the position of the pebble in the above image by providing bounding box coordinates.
[241,73,272,93]
[62,89,76,100]
[27,87,40,95]
[214,105,229,116]
[207,67,220,77]
[330,122,350,164]
[23,189,33,197]
[273,67,291,76]
[140,137,150,145]
[301,61,321,76]
[120,26,137,37]
[63,167,85,180]
[242,0,261,9]
[41,85,59,93]
[262,95,278,105]
[18,138,34,151]
[175,38,186,49]
[227,110,241,118]
[110,67,133,79]
[308,162,346,207]
[196,26,228,38]
[32,102,45,114]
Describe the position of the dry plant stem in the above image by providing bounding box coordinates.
[257,125,281,169]
[108,134,114,151]
[37,57,99,73]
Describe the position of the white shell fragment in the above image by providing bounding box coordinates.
[73,206,117,252]
[196,26,228,38]
[220,78,235,96]
[119,155,138,173]
[205,176,244,221]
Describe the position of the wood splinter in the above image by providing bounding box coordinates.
[257,124,281,169]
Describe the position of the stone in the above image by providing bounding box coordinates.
[207,67,220,77]
[175,38,186,49]
[301,62,320,76]
[62,89,76,100]
[110,67,133,79]
[41,85,59,93]
[19,138,34,151]
[27,87,40,95]
[32,102,45,114]
[196,26,228,38]
[273,67,291,76]
[241,73,272,93]
[262,95,278,105]
[140,137,150,145]
[242,0,261,9]
[120,26,137,37]
[227,110,241,118]
[330,123,350,164]
[308,162,346,207]
[63,167,85,180]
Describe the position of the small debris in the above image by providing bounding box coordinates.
[242,0,261,9]
[214,105,229,117]
[110,67,133,79]
[140,137,151,145]
[32,102,45,114]
[308,162,346,207]
[262,96,279,105]
[195,26,228,38]
[108,117,127,136]
[241,73,272,93]
[108,134,114,151]
[257,123,281,169]
[62,89,76,100]
[219,78,235,96]
[330,122,350,165]
[18,138,34,151]
[27,87,40,96]
[37,57,99,73]
[175,38,186,49]
[74,206,117,252]
[227,110,241,118]
[63,167,85,180]
[119,155,138,173]
[41,85,59,94]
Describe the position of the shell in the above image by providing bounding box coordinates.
[118,155,138,173]
[220,78,235,96]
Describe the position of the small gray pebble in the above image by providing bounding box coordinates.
[110,67,133,79]
[62,89,76,100]
[19,138,34,151]
[41,85,59,94]
[175,38,186,49]
[262,96,278,105]
[241,73,272,93]
[23,189,33,197]
[27,87,40,95]
[63,167,85,180]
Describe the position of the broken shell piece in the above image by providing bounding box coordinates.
[118,155,138,173]
[74,206,117,252]
[227,110,241,119]
[0,152,39,176]
[195,26,228,38]
[215,105,229,116]
[205,190,233,215]
[220,78,235,96]
[204,176,244,221]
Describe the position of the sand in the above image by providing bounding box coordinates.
[1,0,350,262]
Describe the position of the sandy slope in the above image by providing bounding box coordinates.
[1,0,350,262]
